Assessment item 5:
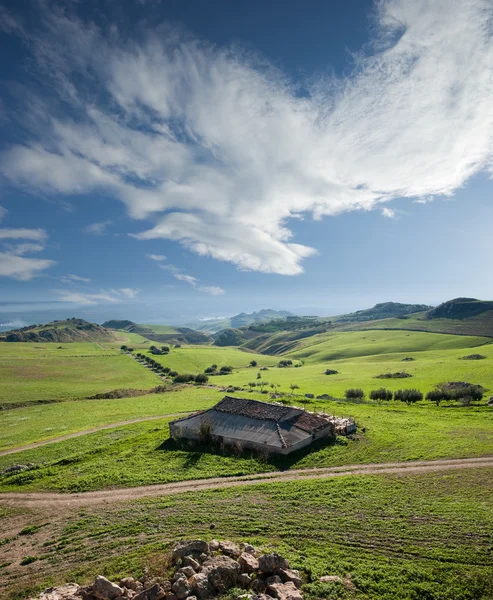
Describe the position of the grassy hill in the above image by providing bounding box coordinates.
[0,318,116,343]
[103,319,212,345]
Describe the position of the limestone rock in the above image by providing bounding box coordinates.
[202,555,241,593]
[133,583,166,600]
[219,541,241,558]
[258,554,289,575]
[183,557,201,572]
[172,578,192,600]
[29,584,81,600]
[275,569,302,588]
[267,582,303,600]
[238,574,252,589]
[238,552,259,574]
[266,576,282,586]
[189,573,213,599]
[92,576,124,600]
[178,567,196,579]
[120,578,138,591]
[172,541,210,561]
[208,540,220,552]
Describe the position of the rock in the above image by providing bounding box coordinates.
[172,578,192,600]
[266,576,282,585]
[133,584,166,600]
[92,576,124,600]
[250,579,267,594]
[275,569,302,588]
[238,573,252,589]
[172,541,210,561]
[202,555,241,593]
[199,554,209,564]
[189,573,213,599]
[209,540,220,552]
[267,582,303,600]
[219,541,241,558]
[29,584,81,600]
[319,576,343,584]
[238,552,259,573]
[120,578,138,591]
[243,544,256,556]
[166,595,178,600]
[258,554,289,575]
[178,567,196,579]
[183,557,201,571]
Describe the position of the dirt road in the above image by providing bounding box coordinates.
[0,413,189,457]
[1,456,492,512]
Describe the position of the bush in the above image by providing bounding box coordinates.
[169,370,178,377]
[120,345,127,351]
[426,389,449,406]
[194,373,209,385]
[219,365,233,374]
[204,366,216,374]
[325,369,339,375]
[277,360,293,368]
[395,388,423,405]
[460,354,486,360]
[375,371,413,379]
[173,373,195,383]
[439,381,484,402]
[344,388,365,400]
[250,360,258,367]
[369,388,393,403]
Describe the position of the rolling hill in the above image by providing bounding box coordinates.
[185,308,294,333]
[103,319,212,345]
[0,318,116,343]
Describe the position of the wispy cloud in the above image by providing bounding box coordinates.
[147,254,167,261]
[1,1,493,274]
[0,228,48,242]
[82,221,112,235]
[174,273,224,295]
[0,252,55,280]
[60,273,91,284]
[113,287,139,298]
[381,207,397,219]
[0,206,7,222]
[54,290,120,306]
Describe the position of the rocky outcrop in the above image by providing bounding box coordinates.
[28,540,353,600]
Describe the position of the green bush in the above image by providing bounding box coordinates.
[344,388,365,400]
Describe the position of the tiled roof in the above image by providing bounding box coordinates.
[215,396,300,421]
[294,411,332,432]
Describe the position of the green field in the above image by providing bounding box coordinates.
[3,469,493,600]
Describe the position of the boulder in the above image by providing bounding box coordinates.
[183,557,201,572]
[178,567,196,579]
[120,578,138,591]
[238,574,252,589]
[258,554,289,575]
[238,552,259,574]
[92,576,124,600]
[189,573,213,599]
[267,582,303,600]
[266,576,282,586]
[172,578,192,600]
[275,569,302,588]
[242,544,256,556]
[202,555,241,593]
[133,584,166,600]
[172,541,210,561]
[209,540,220,552]
[219,541,241,558]
[250,579,267,594]
[28,584,81,600]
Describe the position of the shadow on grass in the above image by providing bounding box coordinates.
[156,435,344,472]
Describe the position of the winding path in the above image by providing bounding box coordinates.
[1,456,492,511]
[0,413,190,457]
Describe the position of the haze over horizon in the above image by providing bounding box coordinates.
[1,0,493,325]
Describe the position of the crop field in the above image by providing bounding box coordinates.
[0,353,160,405]
[0,398,491,492]
[2,469,493,600]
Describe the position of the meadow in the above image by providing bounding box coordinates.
[2,469,493,599]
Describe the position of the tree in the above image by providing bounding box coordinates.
[344,388,365,400]
[120,345,128,351]
[204,366,216,374]
[219,365,233,374]
[161,346,170,353]
[250,360,258,367]
[426,389,448,406]
[258,381,268,392]
[247,382,257,391]
[173,373,195,383]
[195,373,209,385]
[395,388,423,405]
[256,372,262,379]
[289,383,300,395]
[369,388,393,403]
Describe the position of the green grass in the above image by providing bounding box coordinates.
[138,324,179,334]
[0,387,220,451]
[3,469,493,599]
[0,354,160,404]
[1,399,491,492]
[0,342,119,357]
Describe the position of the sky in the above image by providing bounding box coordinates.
[0,0,493,326]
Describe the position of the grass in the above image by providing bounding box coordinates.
[2,469,493,599]
[0,354,160,405]
[0,399,491,492]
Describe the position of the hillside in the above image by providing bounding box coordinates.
[0,318,116,343]
[103,319,212,345]
[334,301,433,323]
[186,308,294,334]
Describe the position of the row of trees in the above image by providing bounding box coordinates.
[204,364,233,375]
[345,382,484,406]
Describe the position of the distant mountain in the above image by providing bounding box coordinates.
[334,302,433,323]
[187,309,294,334]
[425,298,493,320]
[103,319,212,345]
[0,318,116,343]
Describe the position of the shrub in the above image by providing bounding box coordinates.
[277,360,293,368]
[426,389,449,406]
[161,346,170,353]
[120,345,128,351]
[439,381,484,402]
[169,370,178,377]
[375,371,413,379]
[401,357,415,362]
[250,360,258,367]
[395,388,423,405]
[173,373,196,383]
[344,388,365,400]
[204,366,216,374]
[194,373,209,385]
[460,354,486,360]
[259,366,269,371]
[219,365,233,374]
[369,388,393,403]
[325,369,339,375]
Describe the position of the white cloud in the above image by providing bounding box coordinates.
[174,274,198,285]
[0,228,48,242]
[1,0,493,274]
[115,287,139,298]
[382,207,396,219]
[147,254,167,261]
[413,196,434,205]
[8,243,45,255]
[197,285,225,296]
[0,206,7,222]
[60,273,91,284]
[54,290,120,305]
[83,221,112,235]
[0,252,55,280]
[173,272,224,295]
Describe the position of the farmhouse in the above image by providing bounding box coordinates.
[169,396,335,455]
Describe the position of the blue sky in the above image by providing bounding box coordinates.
[1,0,493,325]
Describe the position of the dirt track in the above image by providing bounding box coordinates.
[0,413,189,457]
[1,456,492,513]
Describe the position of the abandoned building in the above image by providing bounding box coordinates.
[169,396,336,455]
